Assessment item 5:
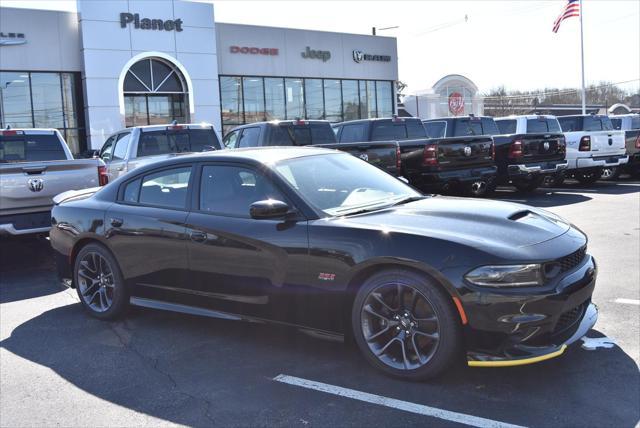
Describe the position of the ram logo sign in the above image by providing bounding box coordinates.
[28,178,44,192]
[352,50,364,63]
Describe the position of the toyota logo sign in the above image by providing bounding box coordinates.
[28,178,44,192]
[448,92,464,116]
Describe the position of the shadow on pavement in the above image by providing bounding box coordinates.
[0,235,59,304]
[1,304,639,427]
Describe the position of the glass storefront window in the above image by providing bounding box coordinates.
[342,80,359,121]
[285,78,304,120]
[0,72,33,128]
[147,95,172,125]
[243,77,265,123]
[220,76,243,125]
[359,80,369,119]
[376,81,393,118]
[61,73,78,129]
[305,79,324,120]
[264,78,285,120]
[366,81,377,119]
[31,73,64,128]
[323,79,342,122]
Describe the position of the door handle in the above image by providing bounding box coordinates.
[190,231,207,242]
[110,218,123,227]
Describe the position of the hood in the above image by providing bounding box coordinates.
[333,196,571,251]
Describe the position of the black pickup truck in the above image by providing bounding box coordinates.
[610,114,640,178]
[493,115,568,191]
[223,120,400,176]
[404,116,497,196]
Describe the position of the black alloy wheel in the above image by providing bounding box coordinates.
[600,166,621,181]
[575,170,602,185]
[74,243,129,320]
[513,175,544,192]
[466,180,494,198]
[352,270,462,380]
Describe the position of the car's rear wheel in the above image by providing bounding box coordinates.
[513,175,543,192]
[575,169,602,185]
[466,180,494,198]
[600,166,621,181]
[74,243,128,320]
[352,270,462,380]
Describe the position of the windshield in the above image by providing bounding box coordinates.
[273,153,421,216]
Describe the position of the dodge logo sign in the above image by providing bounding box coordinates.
[543,141,550,151]
[448,92,464,115]
[28,178,44,192]
[463,146,472,157]
[352,50,364,63]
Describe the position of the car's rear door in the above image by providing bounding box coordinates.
[105,164,193,294]
[184,162,309,321]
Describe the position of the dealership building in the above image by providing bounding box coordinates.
[0,0,398,153]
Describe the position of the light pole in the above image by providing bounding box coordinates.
[372,26,399,36]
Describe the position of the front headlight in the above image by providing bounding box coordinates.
[464,264,543,287]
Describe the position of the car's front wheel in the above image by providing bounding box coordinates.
[74,243,129,320]
[352,270,462,380]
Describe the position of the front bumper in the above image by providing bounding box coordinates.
[463,254,598,366]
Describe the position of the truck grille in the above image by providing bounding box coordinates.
[558,246,587,273]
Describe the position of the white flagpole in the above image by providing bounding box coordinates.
[579,0,586,114]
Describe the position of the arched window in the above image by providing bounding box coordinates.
[123,58,189,127]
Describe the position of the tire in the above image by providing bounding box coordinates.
[575,170,602,185]
[351,269,462,380]
[600,166,621,181]
[513,176,543,192]
[74,243,129,320]
[466,180,495,198]
[549,173,565,187]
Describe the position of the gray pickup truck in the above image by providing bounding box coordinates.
[0,128,107,235]
[97,123,222,181]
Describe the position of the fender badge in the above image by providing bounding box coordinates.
[318,273,336,281]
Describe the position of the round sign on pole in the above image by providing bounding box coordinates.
[448,92,464,115]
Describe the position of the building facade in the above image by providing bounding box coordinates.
[402,74,484,120]
[0,0,398,153]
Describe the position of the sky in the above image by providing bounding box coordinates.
[2,0,639,96]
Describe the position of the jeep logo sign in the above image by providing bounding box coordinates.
[301,46,331,62]
[120,13,183,32]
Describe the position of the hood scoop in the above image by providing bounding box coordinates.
[508,210,534,221]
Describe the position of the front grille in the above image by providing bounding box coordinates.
[554,300,588,336]
[558,245,587,273]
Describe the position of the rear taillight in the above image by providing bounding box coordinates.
[509,140,523,158]
[396,145,402,172]
[635,134,640,149]
[558,137,567,155]
[422,143,438,166]
[98,165,109,186]
[579,136,591,151]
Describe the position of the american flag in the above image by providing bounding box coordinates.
[553,0,580,33]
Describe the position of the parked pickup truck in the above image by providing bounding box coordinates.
[609,114,640,179]
[224,119,401,176]
[493,115,568,191]
[410,116,497,197]
[0,128,107,236]
[556,114,628,185]
[97,123,221,181]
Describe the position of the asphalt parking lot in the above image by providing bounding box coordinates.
[1,179,639,428]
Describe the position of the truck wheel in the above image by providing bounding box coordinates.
[74,243,129,320]
[576,170,602,185]
[466,180,494,198]
[513,176,543,192]
[600,166,621,181]
[351,270,462,380]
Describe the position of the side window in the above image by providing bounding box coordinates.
[424,121,447,138]
[340,124,367,143]
[100,135,117,161]
[136,167,192,209]
[138,131,172,157]
[112,133,131,160]
[123,178,141,203]
[199,165,285,217]
[238,127,261,148]
[223,130,240,149]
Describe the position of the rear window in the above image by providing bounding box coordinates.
[526,118,562,133]
[610,118,622,130]
[137,129,220,157]
[371,119,428,141]
[583,116,613,131]
[632,117,640,129]
[423,121,446,138]
[270,123,336,146]
[496,120,517,135]
[339,123,368,143]
[0,133,66,162]
[452,117,499,136]
[558,117,582,132]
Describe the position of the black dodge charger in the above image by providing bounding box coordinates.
[50,147,598,380]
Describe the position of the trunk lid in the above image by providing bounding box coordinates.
[589,130,626,156]
[436,136,494,169]
[516,133,565,161]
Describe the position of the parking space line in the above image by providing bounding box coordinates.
[273,374,527,428]
[613,298,640,306]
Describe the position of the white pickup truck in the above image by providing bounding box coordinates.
[556,114,627,185]
[0,128,107,236]
[96,123,221,181]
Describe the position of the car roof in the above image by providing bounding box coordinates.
[0,128,59,133]
[337,117,422,126]
[495,115,557,120]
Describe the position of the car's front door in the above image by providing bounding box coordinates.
[184,163,309,321]
[105,164,193,297]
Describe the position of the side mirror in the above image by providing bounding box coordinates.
[250,199,290,219]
